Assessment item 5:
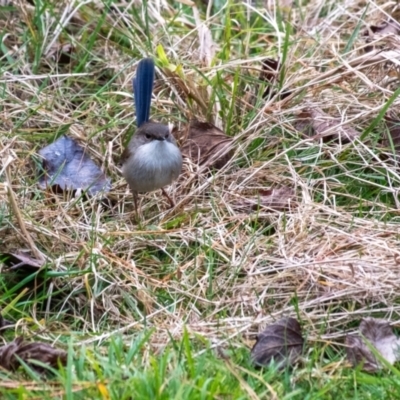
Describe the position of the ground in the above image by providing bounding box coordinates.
[1,0,400,398]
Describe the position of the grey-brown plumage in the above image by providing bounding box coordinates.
[121,122,182,213]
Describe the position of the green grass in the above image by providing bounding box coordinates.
[2,0,400,398]
[2,331,400,399]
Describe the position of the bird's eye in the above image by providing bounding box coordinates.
[145,134,151,139]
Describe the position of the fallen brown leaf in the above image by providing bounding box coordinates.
[295,108,360,143]
[0,337,67,373]
[346,318,400,373]
[251,317,304,368]
[180,120,233,169]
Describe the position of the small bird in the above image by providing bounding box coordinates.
[121,58,182,216]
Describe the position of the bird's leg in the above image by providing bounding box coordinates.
[133,191,140,221]
[161,188,175,208]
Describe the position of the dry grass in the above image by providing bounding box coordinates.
[1,0,400,379]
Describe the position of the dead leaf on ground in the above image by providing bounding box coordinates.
[0,252,43,272]
[346,318,400,373]
[251,317,304,368]
[0,337,67,373]
[233,186,296,213]
[381,114,400,152]
[38,135,111,196]
[295,108,360,143]
[180,120,233,169]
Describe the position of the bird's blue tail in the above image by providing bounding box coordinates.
[133,58,155,127]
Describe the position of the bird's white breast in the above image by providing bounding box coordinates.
[123,141,182,193]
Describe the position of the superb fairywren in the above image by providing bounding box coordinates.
[121,58,182,215]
